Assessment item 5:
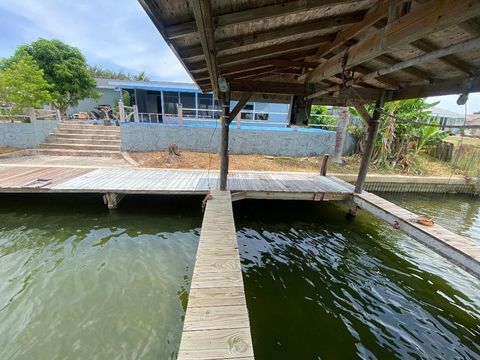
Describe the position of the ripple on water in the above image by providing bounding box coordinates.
[0,195,201,360]
[234,198,480,360]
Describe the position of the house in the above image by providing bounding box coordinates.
[68,78,290,127]
[465,113,480,137]
[430,107,465,134]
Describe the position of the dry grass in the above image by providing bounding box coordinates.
[0,147,20,155]
[130,151,464,177]
[445,135,480,147]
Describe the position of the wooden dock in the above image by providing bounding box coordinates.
[178,191,253,360]
[0,166,353,201]
[354,191,480,278]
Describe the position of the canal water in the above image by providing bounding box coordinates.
[0,193,478,359]
[0,194,202,360]
[234,194,480,360]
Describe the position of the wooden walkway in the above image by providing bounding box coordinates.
[178,191,253,360]
[0,166,353,200]
[354,191,480,278]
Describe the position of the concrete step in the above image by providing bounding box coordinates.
[40,143,120,151]
[36,148,123,158]
[48,133,120,141]
[54,128,121,136]
[45,137,121,146]
[57,124,120,132]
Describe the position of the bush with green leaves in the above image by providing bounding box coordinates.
[369,99,446,172]
[0,53,52,115]
[310,105,338,126]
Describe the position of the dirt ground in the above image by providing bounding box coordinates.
[130,151,465,176]
[0,147,19,155]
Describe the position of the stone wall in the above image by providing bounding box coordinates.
[121,123,355,156]
[0,120,59,148]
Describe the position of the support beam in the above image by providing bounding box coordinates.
[355,91,386,193]
[219,93,231,191]
[307,0,480,83]
[192,0,219,96]
[166,0,359,39]
[180,12,364,60]
[351,101,372,128]
[202,35,334,68]
[228,92,252,124]
[393,75,480,100]
[103,193,125,209]
[309,0,390,61]
[308,37,480,97]
[411,39,478,75]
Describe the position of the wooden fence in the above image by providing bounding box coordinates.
[429,141,454,161]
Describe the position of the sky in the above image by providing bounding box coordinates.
[0,0,478,114]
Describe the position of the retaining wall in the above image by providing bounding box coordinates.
[0,120,60,148]
[121,123,355,156]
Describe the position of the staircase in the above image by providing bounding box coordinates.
[39,121,122,158]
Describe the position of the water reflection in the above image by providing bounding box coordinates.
[234,199,480,359]
[0,194,201,360]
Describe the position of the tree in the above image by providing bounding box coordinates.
[332,107,350,164]
[372,99,445,172]
[89,65,150,82]
[13,39,98,115]
[0,53,52,115]
[133,71,149,81]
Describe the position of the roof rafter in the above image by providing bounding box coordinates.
[188,35,334,69]
[306,0,480,84]
[308,0,390,62]
[191,0,219,95]
[166,0,359,39]
[179,12,365,60]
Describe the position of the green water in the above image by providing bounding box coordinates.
[233,194,480,359]
[0,194,202,360]
[1,193,479,359]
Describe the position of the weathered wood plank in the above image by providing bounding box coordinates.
[178,190,253,360]
[353,191,480,278]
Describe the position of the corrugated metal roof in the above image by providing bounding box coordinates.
[94,78,200,92]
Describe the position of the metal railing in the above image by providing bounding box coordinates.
[0,108,61,123]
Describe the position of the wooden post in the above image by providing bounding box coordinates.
[27,108,36,123]
[177,103,183,126]
[118,100,126,122]
[219,93,231,190]
[320,154,329,176]
[355,92,386,193]
[132,105,139,122]
[333,107,350,163]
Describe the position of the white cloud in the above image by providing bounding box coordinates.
[0,0,191,82]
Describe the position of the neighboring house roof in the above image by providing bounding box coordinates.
[430,107,465,119]
[94,78,200,92]
[466,114,480,125]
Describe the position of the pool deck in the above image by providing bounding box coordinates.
[178,190,253,360]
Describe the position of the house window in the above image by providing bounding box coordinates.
[254,102,269,121]
[198,93,213,118]
[241,103,254,120]
[180,92,196,117]
[213,99,222,119]
[163,91,179,116]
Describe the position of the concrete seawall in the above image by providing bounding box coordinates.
[120,123,355,157]
[0,120,60,148]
